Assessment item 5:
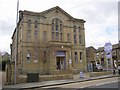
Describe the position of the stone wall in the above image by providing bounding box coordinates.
[18,74,73,83]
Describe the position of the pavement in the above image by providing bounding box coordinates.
[2,72,119,90]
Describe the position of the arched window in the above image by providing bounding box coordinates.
[51,18,63,41]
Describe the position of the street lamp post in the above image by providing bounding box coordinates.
[14,0,19,84]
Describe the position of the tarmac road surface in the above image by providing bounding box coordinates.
[86,81,119,88]
[37,77,119,90]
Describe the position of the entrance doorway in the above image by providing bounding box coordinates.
[56,57,65,70]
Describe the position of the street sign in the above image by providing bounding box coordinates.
[106,53,112,59]
[104,42,112,54]
[104,42,112,71]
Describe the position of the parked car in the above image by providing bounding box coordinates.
[96,64,103,71]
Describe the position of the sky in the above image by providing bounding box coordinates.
[0,0,119,54]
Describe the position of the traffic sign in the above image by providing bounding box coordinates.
[104,42,112,54]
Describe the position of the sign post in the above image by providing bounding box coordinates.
[104,42,112,71]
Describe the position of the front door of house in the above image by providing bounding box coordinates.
[56,51,66,70]
[56,57,65,70]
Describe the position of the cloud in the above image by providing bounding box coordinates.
[0,0,119,53]
[68,2,118,49]
[0,34,11,53]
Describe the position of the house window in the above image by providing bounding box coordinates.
[27,50,31,62]
[27,30,31,41]
[34,21,39,41]
[52,20,54,32]
[80,52,82,60]
[79,35,81,44]
[34,21,38,29]
[74,26,77,44]
[28,20,31,30]
[60,23,62,32]
[74,35,77,44]
[96,53,99,58]
[27,20,31,41]
[55,19,59,32]
[34,49,38,63]
[74,26,76,33]
[75,52,78,63]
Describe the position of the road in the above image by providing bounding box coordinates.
[86,81,119,88]
[30,77,119,90]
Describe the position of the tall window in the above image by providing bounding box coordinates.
[27,20,31,41]
[51,18,63,41]
[74,35,76,44]
[55,19,58,32]
[74,26,77,44]
[34,49,38,63]
[27,30,31,41]
[79,35,81,44]
[75,52,78,63]
[80,52,82,63]
[28,20,31,30]
[34,21,38,29]
[74,26,76,33]
[80,52,82,60]
[60,21,62,32]
[34,21,38,41]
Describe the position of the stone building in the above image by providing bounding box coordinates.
[86,46,96,71]
[96,43,119,70]
[11,6,87,79]
[86,43,120,71]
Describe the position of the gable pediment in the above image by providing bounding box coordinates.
[39,6,73,20]
[21,6,85,25]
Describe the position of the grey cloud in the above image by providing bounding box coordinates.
[0,20,15,35]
